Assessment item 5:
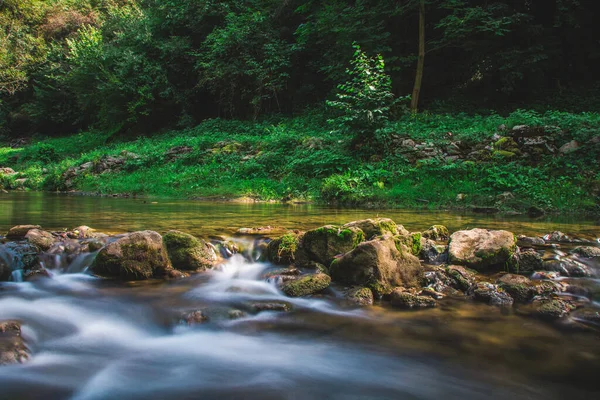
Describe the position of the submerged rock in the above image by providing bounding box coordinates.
[251,302,293,313]
[390,289,437,309]
[342,218,406,239]
[163,230,217,271]
[281,273,331,297]
[330,236,423,297]
[91,230,173,280]
[299,225,365,266]
[448,228,517,271]
[531,298,576,320]
[180,310,209,326]
[0,321,29,365]
[5,225,41,240]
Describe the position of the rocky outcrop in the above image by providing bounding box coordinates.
[448,228,517,271]
[163,230,217,271]
[330,236,423,297]
[91,230,173,280]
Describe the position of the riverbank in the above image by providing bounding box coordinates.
[1,110,599,213]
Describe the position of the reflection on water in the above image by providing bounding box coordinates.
[1,192,599,238]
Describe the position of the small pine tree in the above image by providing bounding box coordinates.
[327,43,406,144]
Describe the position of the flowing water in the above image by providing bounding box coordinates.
[1,192,599,399]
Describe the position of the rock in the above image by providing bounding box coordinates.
[0,321,29,365]
[448,228,517,271]
[473,282,514,307]
[163,230,217,271]
[390,289,437,309]
[572,246,600,259]
[25,229,55,251]
[300,225,365,267]
[267,233,300,265]
[571,308,600,328]
[445,265,476,292]
[5,225,42,240]
[544,231,570,242]
[251,302,292,313]
[330,236,423,297]
[280,273,331,297]
[517,235,546,247]
[164,146,193,160]
[510,125,547,138]
[512,248,543,273]
[421,225,449,241]
[342,218,407,239]
[0,242,40,280]
[420,286,445,299]
[0,167,16,175]
[343,287,374,306]
[419,239,448,264]
[91,230,173,280]
[542,258,592,277]
[228,310,247,319]
[497,274,537,303]
[180,310,209,325]
[395,233,422,256]
[494,137,520,154]
[559,140,579,154]
[531,298,575,320]
[70,225,105,239]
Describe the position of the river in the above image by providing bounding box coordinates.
[0,192,599,399]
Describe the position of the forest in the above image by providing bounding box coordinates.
[1,0,599,212]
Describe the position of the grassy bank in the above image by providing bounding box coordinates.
[1,110,599,213]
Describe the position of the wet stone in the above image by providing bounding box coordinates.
[473,282,514,307]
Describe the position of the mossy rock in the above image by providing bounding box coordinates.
[281,273,331,297]
[330,236,423,298]
[390,289,437,309]
[473,282,514,307]
[511,248,543,273]
[492,150,517,159]
[24,229,55,251]
[300,225,365,266]
[448,228,517,271]
[394,233,422,256]
[494,137,520,154]
[344,287,374,306]
[533,298,575,320]
[91,230,172,280]
[572,246,600,259]
[497,274,536,303]
[445,265,476,292]
[163,230,217,271]
[421,225,449,241]
[342,218,406,239]
[267,233,300,265]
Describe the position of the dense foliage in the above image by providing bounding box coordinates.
[1,0,599,136]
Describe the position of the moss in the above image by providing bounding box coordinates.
[163,230,214,271]
[422,225,449,241]
[278,233,298,260]
[492,150,517,159]
[163,230,201,249]
[394,233,421,256]
[367,280,392,299]
[281,273,331,297]
[376,220,397,236]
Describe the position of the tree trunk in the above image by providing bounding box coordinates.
[410,0,425,113]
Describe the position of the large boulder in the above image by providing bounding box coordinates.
[91,231,172,280]
[342,218,408,239]
[330,236,423,297]
[280,273,331,297]
[5,225,41,240]
[299,225,364,267]
[448,229,517,271]
[163,230,217,271]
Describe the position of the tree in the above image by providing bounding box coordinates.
[410,0,425,113]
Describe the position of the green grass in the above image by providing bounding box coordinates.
[1,110,598,213]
